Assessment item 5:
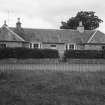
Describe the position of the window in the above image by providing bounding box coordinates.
[30,43,32,48]
[68,44,75,50]
[50,44,56,49]
[50,44,56,47]
[102,46,105,50]
[69,44,74,49]
[30,43,41,49]
[33,44,39,49]
[0,44,6,48]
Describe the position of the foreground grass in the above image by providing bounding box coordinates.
[0,70,105,105]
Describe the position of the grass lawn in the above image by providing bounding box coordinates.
[0,70,105,105]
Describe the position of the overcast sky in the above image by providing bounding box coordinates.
[0,0,105,32]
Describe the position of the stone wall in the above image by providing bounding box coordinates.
[0,41,30,48]
[85,45,102,50]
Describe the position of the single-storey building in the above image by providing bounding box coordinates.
[0,18,105,55]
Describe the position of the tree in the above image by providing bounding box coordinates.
[60,11,103,30]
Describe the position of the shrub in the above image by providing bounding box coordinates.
[0,72,13,81]
[64,50,104,59]
[0,48,59,59]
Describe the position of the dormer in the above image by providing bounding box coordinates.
[77,21,84,33]
[16,18,21,31]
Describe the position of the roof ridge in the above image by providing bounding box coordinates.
[9,27,98,43]
[10,27,61,31]
[10,27,94,32]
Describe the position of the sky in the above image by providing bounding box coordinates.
[0,0,105,32]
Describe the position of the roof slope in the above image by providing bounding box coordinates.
[11,28,95,43]
[88,31,105,43]
[0,26,24,41]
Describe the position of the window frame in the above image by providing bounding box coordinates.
[33,43,39,49]
[50,44,56,47]
[50,44,57,49]
[67,43,76,50]
[30,42,41,49]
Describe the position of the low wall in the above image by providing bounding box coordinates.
[0,58,105,64]
[67,59,105,64]
[0,58,59,64]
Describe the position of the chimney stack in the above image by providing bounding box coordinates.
[16,18,21,31]
[3,20,7,27]
[77,21,84,33]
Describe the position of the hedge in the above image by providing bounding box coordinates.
[64,50,104,59]
[0,48,59,59]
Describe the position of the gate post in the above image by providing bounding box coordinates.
[58,50,66,62]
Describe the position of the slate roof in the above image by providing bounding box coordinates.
[11,27,95,43]
[0,25,105,44]
[0,26,25,41]
[88,31,105,43]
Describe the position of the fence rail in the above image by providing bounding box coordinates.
[0,64,105,72]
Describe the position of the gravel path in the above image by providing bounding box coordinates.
[0,64,105,72]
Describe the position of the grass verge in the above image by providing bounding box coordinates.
[0,70,105,105]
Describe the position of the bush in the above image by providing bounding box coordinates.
[0,72,13,81]
[0,48,59,59]
[64,50,104,59]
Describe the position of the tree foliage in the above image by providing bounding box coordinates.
[60,11,103,30]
